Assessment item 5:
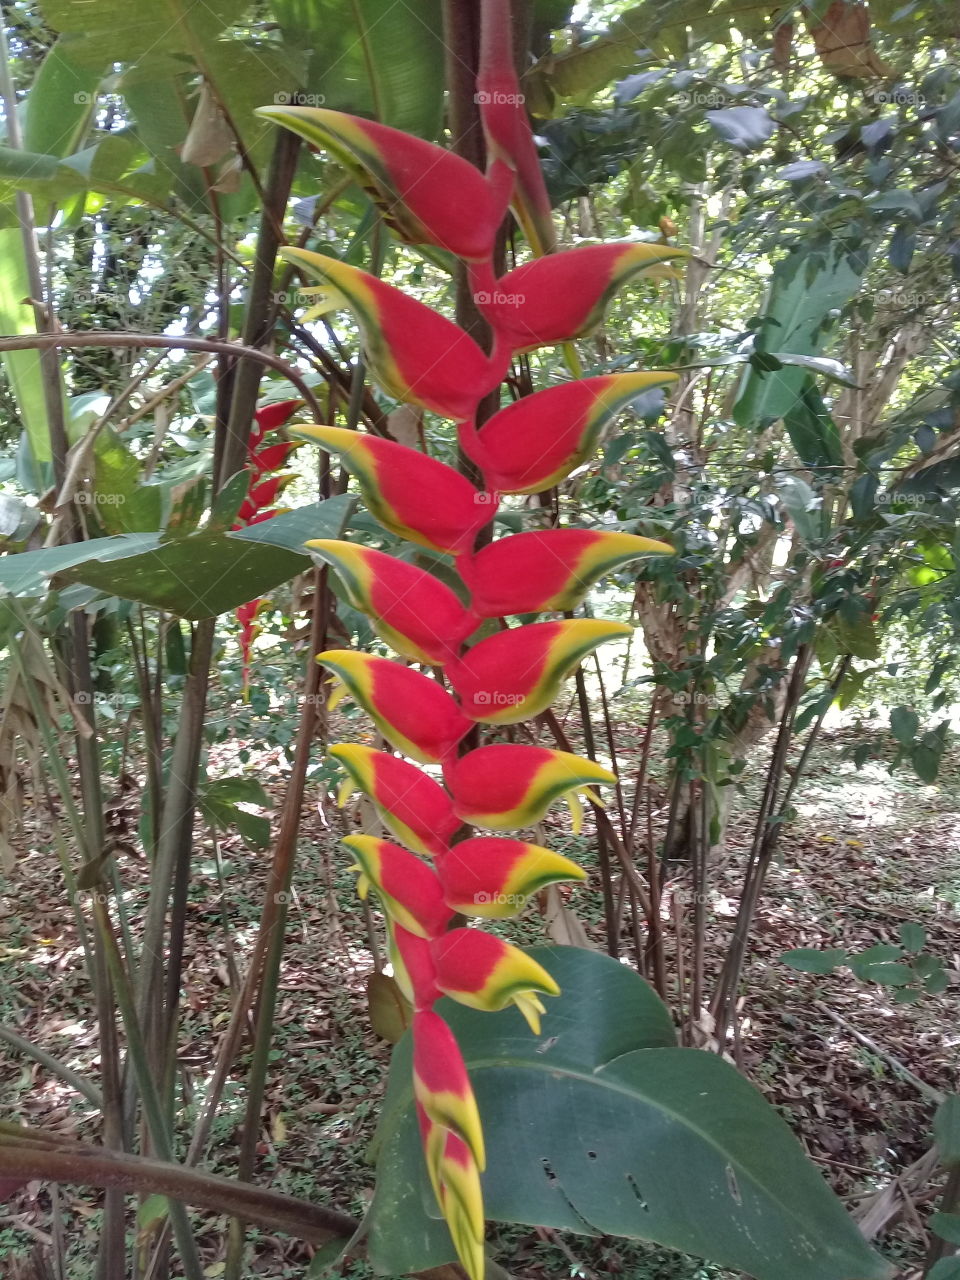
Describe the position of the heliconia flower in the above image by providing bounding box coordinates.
[278,249,503,420]
[256,107,503,263]
[476,0,555,257]
[390,923,441,1009]
[444,743,617,833]
[235,598,267,696]
[417,1107,485,1280]
[476,243,686,352]
[431,928,560,1033]
[413,1009,486,1170]
[460,528,673,615]
[306,539,476,665]
[462,372,678,494]
[343,835,453,939]
[236,471,296,525]
[330,743,460,857]
[448,619,632,724]
[250,398,302,444]
[295,426,496,556]
[249,438,301,478]
[318,650,471,764]
[436,837,586,918]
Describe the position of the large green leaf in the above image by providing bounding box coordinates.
[0,228,54,465]
[368,947,891,1280]
[53,496,354,618]
[734,247,863,433]
[274,0,445,135]
[22,38,102,159]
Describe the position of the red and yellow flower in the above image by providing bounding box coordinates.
[295,425,495,556]
[462,371,677,494]
[307,539,476,665]
[330,743,460,857]
[444,744,617,832]
[460,528,672,616]
[448,619,632,724]
[435,837,586,919]
[263,14,683,1272]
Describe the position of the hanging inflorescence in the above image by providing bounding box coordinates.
[257,26,683,1275]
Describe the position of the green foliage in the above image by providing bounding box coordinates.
[781,923,949,1002]
[369,947,891,1280]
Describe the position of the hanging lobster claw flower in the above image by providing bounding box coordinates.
[330,744,460,857]
[343,835,453,939]
[431,928,560,1034]
[249,438,302,478]
[476,0,555,256]
[417,1107,486,1280]
[390,923,442,1009]
[445,743,616,833]
[236,598,267,697]
[462,372,677,495]
[460,528,673,615]
[257,107,501,263]
[413,1009,486,1169]
[236,471,297,524]
[318,650,471,764]
[295,426,496,556]
[250,398,303,445]
[436,837,586,918]
[307,540,476,665]
[279,249,502,419]
[449,619,632,724]
[476,243,686,352]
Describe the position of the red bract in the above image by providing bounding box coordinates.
[477,243,685,351]
[448,618,632,724]
[279,249,504,420]
[256,107,503,262]
[462,371,677,494]
[295,426,496,556]
[307,539,476,665]
[318,649,471,764]
[460,528,672,616]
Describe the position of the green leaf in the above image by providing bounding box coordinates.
[706,105,774,150]
[368,947,891,1280]
[783,381,844,471]
[926,1258,960,1280]
[53,496,353,619]
[366,972,412,1044]
[201,777,272,809]
[781,948,847,975]
[898,922,926,952]
[935,1095,960,1165]
[890,706,919,746]
[858,962,914,987]
[274,0,445,135]
[734,246,862,430]
[931,1213,960,1245]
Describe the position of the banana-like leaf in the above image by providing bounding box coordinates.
[733,246,862,434]
[368,946,892,1280]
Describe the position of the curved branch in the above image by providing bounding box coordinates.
[0,332,324,424]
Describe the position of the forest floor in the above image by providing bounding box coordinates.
[0,706,957,1280]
